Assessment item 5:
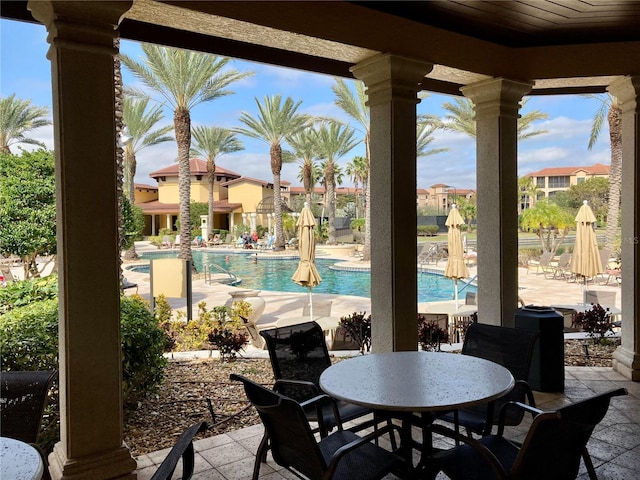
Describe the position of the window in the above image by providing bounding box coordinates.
[548,176,570,188]
[536,177,545,187]
[577,177,585,184]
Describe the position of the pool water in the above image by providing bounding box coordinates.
[133,251,476,303]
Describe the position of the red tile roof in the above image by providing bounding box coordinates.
[135,183,158,190]
[149,158,241,178]
[220,176,274,188]
[526,163,610,177]
[136,199,242,214]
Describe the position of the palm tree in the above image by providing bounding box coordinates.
[191,126,243,239]
[288,126,320,205]
[345,155,368,219]
[517,176,539,214]
[520,199,574,256]
[0,94,51,154]
[236,95,309,250]
[417,114,449,158]
[316,122,360,244]
[438,97,548,140]
[122,44,251,263]
[122,96,173,202]
[585,93,621,254]
[332,78,372,259]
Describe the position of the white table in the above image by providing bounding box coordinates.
[0,437,44,480]
[319,351,513,474]
[552,304,621,315]
[418,301,478,342]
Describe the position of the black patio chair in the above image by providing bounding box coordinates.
[426,387,628,480]
[1,370,57,444]
[259,321,380,438]
[437,323,539,437]
[230,373,403,480]
[150,421,208,480]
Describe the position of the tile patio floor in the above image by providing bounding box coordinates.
[135,366,640,480]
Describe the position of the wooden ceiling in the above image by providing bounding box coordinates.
[3,1,640,95]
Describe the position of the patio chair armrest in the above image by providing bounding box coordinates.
[496,401,542,436]
[300,393,343,432]
[514,380,536,408]
[325,423,403,477]
[428,424,510,480]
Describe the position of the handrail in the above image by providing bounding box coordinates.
[204,263,239,286]
[457,274,478,295]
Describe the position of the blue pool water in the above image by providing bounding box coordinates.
[132,251,475,302]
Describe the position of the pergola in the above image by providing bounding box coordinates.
[2,1,639,478]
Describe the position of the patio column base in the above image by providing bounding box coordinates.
[49,443,136,480]
[612,346,640,381]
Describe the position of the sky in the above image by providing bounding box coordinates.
[1,19,612,191]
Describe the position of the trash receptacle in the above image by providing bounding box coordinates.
[515,306,564,392]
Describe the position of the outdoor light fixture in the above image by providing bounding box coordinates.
[118,126,133,147]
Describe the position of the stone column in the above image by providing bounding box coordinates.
[28,2,136,479]
[352,54,433,352]
[609,76,640,380]
[461,78,533,327]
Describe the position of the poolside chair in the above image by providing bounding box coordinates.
[230,373,403,480]
[527,251,553,276]
[174,235,181,246]
[161,235,172,248]
[436,323,539,437]
[302,299,333,317]
[584,290,616,308]
[550,252,572,280]
[259,321,379,438]
[122,277,138,294]
[150,422,207,480]
[426,388,628,480]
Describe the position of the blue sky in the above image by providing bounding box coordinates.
[1,19,611,191]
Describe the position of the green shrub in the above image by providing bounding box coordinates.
[418,225,439,236]
[0,274,58,314]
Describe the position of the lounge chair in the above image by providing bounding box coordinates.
[122,278,138,294]
[527,251,554,276]
[285,237,298,249]
[550,252,572,280]
[174,235,181,246]
[161,235,172,248]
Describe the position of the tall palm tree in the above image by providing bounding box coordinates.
[316,122,360,244]
[417,114,449,158]
[122,96,173,202]
[0,94,51,153]
[288,126,320,205]
[191,126,243,239]
[345,155,368,219]
[438,97,548,140]
[586,93,621,253]
[122,44,251,263]
[237,95,309,250]
[332,78,372,259]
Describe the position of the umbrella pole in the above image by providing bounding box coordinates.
[308,287,313,320]
[454,279,459,309]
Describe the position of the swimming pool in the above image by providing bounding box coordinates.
[132,251,476,302]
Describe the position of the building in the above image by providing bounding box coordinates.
[419,184,476,214]
[525,163,610,200]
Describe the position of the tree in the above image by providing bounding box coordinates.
[316,122,359,244]
[332,78,372,259]
[121,197,145,251]
[518,176,539,213]
[563,177,609,223]
[122,44,251,264]
[191,126,243,239]
[416,114,448,159]
[520,199,574,256]
[438,97,548,140]
[236,95,309,250]
[122,96,173,202]
[585,93,621,253]
[456,195,477,232]
[0,94,51,154]
[345,155,367,219]
[0,150,57,278]
[288,126,320,205]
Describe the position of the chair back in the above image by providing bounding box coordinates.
[462,323,538,426]
[538,252,553,266]
[302,299,332,317]
[599,248,611,270]
[584,290,616,308]
[465,291,477,305]
[511,388,627,479]
[230,374,326,480]
[151,421,207,480]
[260,322,331,402]
[1,370,57,443]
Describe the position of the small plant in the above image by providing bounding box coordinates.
[338,312,371,354]
[417,314,449,351]
[207,301,251,361]
[572,303,615,344]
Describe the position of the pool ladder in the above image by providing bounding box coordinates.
[204,263,241,286]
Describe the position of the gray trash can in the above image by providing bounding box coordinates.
[515,306,564,392]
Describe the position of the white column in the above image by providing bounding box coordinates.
[461,78,533,327]
[352,54,433,352]
[28,1,136,479]
[250,212,257,232]
[165,213,171,231]
[609,76,640,380]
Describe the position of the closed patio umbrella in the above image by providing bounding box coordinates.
[444,204,469,309]
[570,200,603,302]
[291,203,322,319]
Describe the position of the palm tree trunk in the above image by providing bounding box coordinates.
[271,143,285,250]
[327,164,336,245]
[208,158,215,242]
[175,106,193,265]
[605,104,622,253]
[362,135,371,261]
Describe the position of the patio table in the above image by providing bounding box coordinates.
[1,436,44,480]
[319,351,513,476]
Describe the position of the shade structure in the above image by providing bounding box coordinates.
[570,200,603,301]
[291,204,322,318]
[444,205,469,308]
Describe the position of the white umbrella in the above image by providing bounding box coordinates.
[570,200,603,302]
[444,205,469,309]
[291,203,322,319]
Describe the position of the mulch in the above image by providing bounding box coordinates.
[123,338,619,457]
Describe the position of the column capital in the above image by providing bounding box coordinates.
[351,54,433,106]
[461,78,534,116]
[29,0,132,56]
[608,76,640,109]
